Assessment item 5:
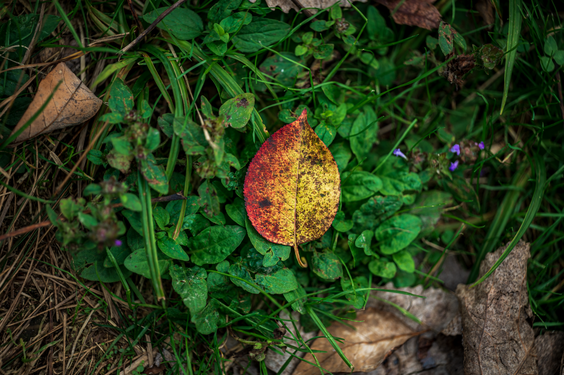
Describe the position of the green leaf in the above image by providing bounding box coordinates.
[246,219,291,264]
[500,0,522,115]
[220,12,253,33]
[120,193,142,212]
[219,93,255,128]
[438,22,453,55]
[143,6,203,40]
[255,268,298,294]
[207,261,232,296]
[259,52,303,88]
[182,214,211,236]
[145,128,160,151]
[377,159,422,202]
[368,258,397,278]
[341,171,382,202]
[295,44,308,56]
[60,198,83,220]
[544,36,558,56]
[310,20,329,32]
[87,150,105,166]
[554,50,564,65]
[314,44,333,60]
[124,249,170,279]
[392,250,415,273]
[81,262,131,283]
[108,78,134,115]
[198,180,220,218]
[111,136,132,156]
[106,150,133,173]
[226,198,246,226]
[348,234,366,267]
[284,284,306,313]
[375,214,422,255]
[412,190,452,234]
[208,0,242,23]
[350,108,378,161]
[192,299,221,334]
[173,116,208,155]
[103,244,131,267]
[141,155,169,194]
[158,236,189,261]
[153,206,170,230]
[170,265,208,315]
[228,262,261,294]
[232,19,291,53]
[329,142,352,172]
[314,122,337,147]
[312,251,342,280]
[78,212,98,230]
[123,210,143,236]
[189,225,246,265]
[352,195,403,233]
[355,230,375,256]
[158,114,174,138]
[331,211,353,232]
[341,276,368,309]
[540,56,555,72]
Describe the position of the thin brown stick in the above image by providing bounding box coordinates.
[121,0,188,53]
[0,193,185,241]
[126,0,144,36]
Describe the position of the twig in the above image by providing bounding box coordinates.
[126,0,144,36]
[121,0,188,53]
[0,193,186,241]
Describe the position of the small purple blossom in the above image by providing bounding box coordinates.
[115,239,122,247]
[393,148,407,160]
[449,160,459,172]
[477,141,485,150]
[450,144,460,155]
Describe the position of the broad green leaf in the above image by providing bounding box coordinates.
[166,196,200,224]
[111,136,133,156]
[232,19,291,53]
[228,262,261,294]
[120,193,142,212]
[375,214,422,254]
[73,248,105,268]
[143,7,203,40]
[158,114,174,138]
[368,258,397,278]
[173,117,208,155]
[355,230,375,256]
[124,249,170,279]
[352,195,403,232]
[145,128,160,151]
[438,22,453,55]
[312,251,342,280]
[255,268,298,294]
[246,218,291,262]
[78,212,97,230]
[341,276,368,309]
[198,180,220,218]
[103,244,131,267]
[207,261,231,296]
[544,36,558,56]
[226,198,246,226]
[158,236,189,261]
[189,225,246,265]
[208,0,242,22]
[315,122,337,146]
[108,78,134,115]
[220,12,252,33]
[350,107,378,161]
[392,250,415,273]
[123,210,143,235]
[329,142,351,172]
[377,159,422,203]
[153,206,170,230]
[540,56,555,72]
[284,284,306,313]
[331,211,353,232]
[81,261,131,283]
[219,93,255,128]
[106,149,133,173]
[348,234,366,268]
[182,214,211,235]
[259,52,303,88]
[554,50,564,65]
[192,299,221,334]
[60,198,83,220]
[141,155,168,194]
[170,265,207,315]
[341,171,382,202]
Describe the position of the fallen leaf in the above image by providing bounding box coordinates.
[292,308,416,375]
[535,332,564,375]
[10,62,102,143]
[456,241,538,375]
[261,0,366,14]
[367,282,460,337]
[375,0,441,30]
[244,110,340,267]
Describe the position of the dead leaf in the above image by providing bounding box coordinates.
[440,53,475,90]
[367,283,460,337]
[10,62,102,144]
[292,308,416,375]
[375,0,441,30]
[535,332,564,375]
[456,240,538,375]
[261,0,366,14]
[476,0,495,27]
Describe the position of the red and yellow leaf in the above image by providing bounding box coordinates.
[244,110,340,267]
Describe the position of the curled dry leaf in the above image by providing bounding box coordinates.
[456,241,538,375]
[261,0,366,14]
[375,0,441,30]
[10,62,102,144]
[244,110,340,267]
[292,308,417,375]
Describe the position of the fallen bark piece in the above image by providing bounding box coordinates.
[367,283,460,337]
[535,332,564,375]
[456,240,538,375]
[10,62,102,144]
[293,308,416,375]
[375,0,441,30]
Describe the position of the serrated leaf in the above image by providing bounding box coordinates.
[219,93,255,128]
[170,265,207,315]
[244,111,340,267]
[375,214,422,254]
[189,225,246,265]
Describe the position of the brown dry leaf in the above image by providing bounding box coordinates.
[261,0,366,14]
[10,62,102,144]
[456,241,538,375]
[476,0,495,27]
[375,0,441,30]
[292,308,416,375]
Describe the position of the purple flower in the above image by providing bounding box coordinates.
[449,160,459,172]
[450,144,460,155]
[477,141,485,150]
[393,148,407,160]
[114,239,122,247]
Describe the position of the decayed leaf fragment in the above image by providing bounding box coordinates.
[262,0,366,13]
[375,0,441,30]
[10,62,102,143]
[293,308,416,375]
[456,241,538,375]
[244,110,340,267]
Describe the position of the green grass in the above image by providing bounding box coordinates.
[1,0,564,374]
